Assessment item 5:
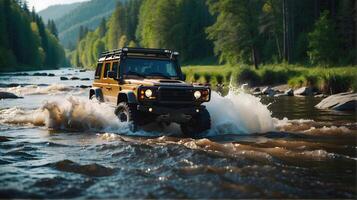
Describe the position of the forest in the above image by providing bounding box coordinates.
[0,0,66,72]
[70,0,356,69]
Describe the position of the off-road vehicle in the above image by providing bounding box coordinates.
[90,47,211,136]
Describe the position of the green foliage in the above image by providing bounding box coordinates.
[237,68,260,86]
[215,74,224,84]
[0,0,65,71]
[193,73,200,82]
[307,11,340,65]
[203,73,212,83]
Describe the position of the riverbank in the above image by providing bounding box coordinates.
[182,64,357,94]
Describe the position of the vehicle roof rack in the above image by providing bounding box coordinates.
[100,47,179,59]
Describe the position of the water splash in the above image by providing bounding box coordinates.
[206,90,275,134]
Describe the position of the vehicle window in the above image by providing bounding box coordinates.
[112,62,118,78]
[95,63,103,79]
[103,63,111,78]
[121,58,179,78]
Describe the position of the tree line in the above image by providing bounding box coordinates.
[70,0,356,68]
[0,0,66,72]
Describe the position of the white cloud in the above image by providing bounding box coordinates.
[27,0,89,12]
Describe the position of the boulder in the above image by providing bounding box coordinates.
[262,87,276,97]
[60,77,69,81]
[0,92,22,99]
[33,72,48,76]
[79,69,87,72]
[315,92,357,111]
[314,94,328,98]
[284,88,294,96]
[80,78,90,81]
[70,77,80,80]
[14,72,29,76]
[78,85,91,89]
[294,87,313,96]
[48,73,55,77]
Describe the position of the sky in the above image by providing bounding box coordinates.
[27,0,89,11]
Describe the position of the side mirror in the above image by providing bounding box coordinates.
[182,74,186,81]
[107,71,116,79]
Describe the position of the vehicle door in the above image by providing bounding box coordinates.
[106,61,120,104]
[101,61,113,102]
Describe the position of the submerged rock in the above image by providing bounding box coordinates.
[80,78,90,81]
[315,92,357,111]
[294,87,313,96]
[48,73,55,77]
[60,77,68,81]
[0,92,22,99]
[70,77,80,80]
[79,69,87,72]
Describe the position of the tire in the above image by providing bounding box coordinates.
[115,102,138,132]
[180,108,211,137]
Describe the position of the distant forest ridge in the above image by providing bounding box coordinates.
[0,0,66,72]
[38,2,82,22]
[69,0,356,69]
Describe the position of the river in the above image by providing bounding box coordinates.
[0,69,356,198]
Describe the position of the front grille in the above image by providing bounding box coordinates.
[159,88,193,102]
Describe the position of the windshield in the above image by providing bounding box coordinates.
[121,58,179,79]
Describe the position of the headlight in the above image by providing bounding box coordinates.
[145,89,153,98]
[194,91,202,99]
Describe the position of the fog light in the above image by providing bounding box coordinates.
[149,108,153,112]
[145,89,153,98]
[194,91,201,99]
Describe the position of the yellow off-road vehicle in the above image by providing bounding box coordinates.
[90,47,211,136]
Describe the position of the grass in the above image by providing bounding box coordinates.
[182,64,357,94]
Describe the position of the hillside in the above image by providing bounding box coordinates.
[55,0,121,48]
[38,2,82,22]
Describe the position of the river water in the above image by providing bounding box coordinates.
[0,69,356,198]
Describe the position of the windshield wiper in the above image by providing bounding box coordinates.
[126,71,146,78]
[148,73,172,79]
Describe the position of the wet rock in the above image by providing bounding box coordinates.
[48,73,55,77]
[33,72,48,76]
[294,87,313,96]
[80,78,90,81]
[0,92,22,99]
[78,85,91,89]
[262,87,276,97]
[60,77,69,81]
[284,88,294,96]
[0,136,10,142]
[70,76,80,80]
[14,72,29,76]
[252,87,261,93]
[52,159,115,177]
[315,92,357,111]
[79,69,87,72]
[314,94,328,98]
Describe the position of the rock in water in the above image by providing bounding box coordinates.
[262,87,276,97]
[284,88,294,96]
[315,92,357,111]
[60,77,69,81]
[294,87,313,96]
[0,92,21,99]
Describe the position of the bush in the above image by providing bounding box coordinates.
[237,68,260,86]
[203,73,212,83]
[260,69,289,85]
[225,71,232,83]
[215,74,224,84]
[193,73,200,82]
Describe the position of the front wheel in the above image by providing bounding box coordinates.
[180,108,211,137]
[115,102,138,132]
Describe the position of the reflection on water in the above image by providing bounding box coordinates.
[0,69,356,198]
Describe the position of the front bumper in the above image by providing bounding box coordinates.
[137,105,205,123]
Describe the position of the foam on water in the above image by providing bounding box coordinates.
[1,84,80,96]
